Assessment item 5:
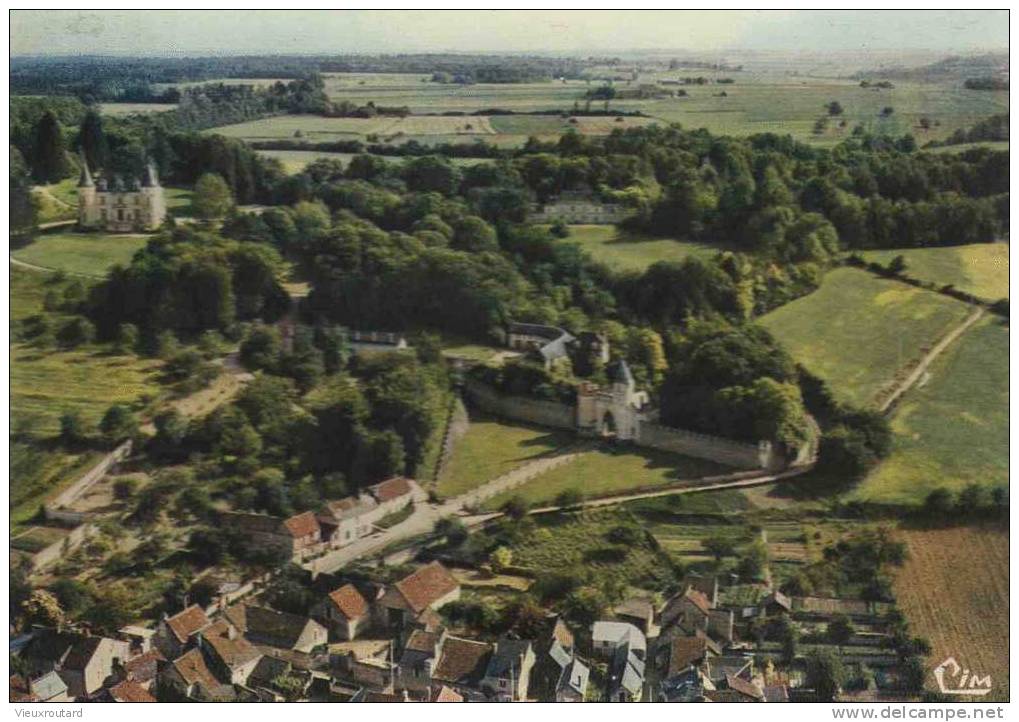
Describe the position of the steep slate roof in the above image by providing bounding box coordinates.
[171,648,220,690]
[607,359,635,386]
[484,639,531,679]
[559,658,590,697]
[23,629,78,666]
[110,680,156,702]
[248,655,292,688]
[393,561,459,614]
[592,621,646,654]
[432,637,492,686]
[282,511,320,539]
[201,620,261,671]
[369,477,414,503]
[328,584,369,621]
[165,605,212,644]
[610,644,645,699]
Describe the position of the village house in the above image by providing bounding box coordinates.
[196,620,262,686]
[527,189,631,225]
[607,642,645,702]
[160,648,235,702]
[155,605,211,659]
[655,634,719,702]
[60,636,131,700]
[554,654,590,702]
[108,680,157,703]
[503,322,574,370]
[396,629,445,694]
[28,671,70,703]
[376,561,461,629]
[481,639,535,701]
[660,587,713,633]
[366,476,420,516]
[318,495,381,547]
[331,640,396,692]
[315,584,371,641]
[430,635,493,700]
[431,685,464,702]
[348,330,410,354]
[118,648,165,691]
[219,510,321,560]
[591,621,646,660]
[613,598,659,637]
[224,604,328,654]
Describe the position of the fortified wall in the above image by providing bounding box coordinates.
[464,379,806,472]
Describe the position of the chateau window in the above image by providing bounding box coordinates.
[117,209,124,221]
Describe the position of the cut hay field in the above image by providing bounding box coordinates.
[99,103,177,116]
[435,416,573,498]
[894,524,1009,701]
[482,445,733,511]
[760,267,972,407]
[256,149,491,174]
[12,233,150,277]
[859,244,1009,302]
[555,225,728,272]
[852,317,1008,505]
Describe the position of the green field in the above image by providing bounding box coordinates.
[852,317,1009,505]
[556,225,728,272]
[760,267,972,407]
[314,71,1007,147]
[12,233,150,277]
[435,416,572,498]
[859,244,1009,302]
[32,179,79,224]
[10,266,164,527]
[482,445,733,510]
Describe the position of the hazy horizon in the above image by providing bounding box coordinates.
[11,10,1009,58]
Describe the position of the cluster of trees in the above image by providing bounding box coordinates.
[781,530,906,602]
[86,225,291,343]
[929,113,1008,147]
[963,77,1009,91]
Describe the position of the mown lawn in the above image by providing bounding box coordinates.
[482,445,732,510]
[852,317,1008,505]
[435,416,572,498]
[12,232,150,277]
[859,244,1009,302]
[760,267,972,407]
[553,225,728,272]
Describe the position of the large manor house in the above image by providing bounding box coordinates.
[76,156,167,233]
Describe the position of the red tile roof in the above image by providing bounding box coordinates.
[684,588,712,616]
[165,605,211,645]
[283,511,320,539]
[668,636,708,674]
[110,680,156,703]
[432,636,492,685]
[370,477,414,503]
[328,584,369,621]
[201,620,261,670]
[432,685,464,702]
[123,649,165,684]
[725,674,765,701]
[171,649,220,690]
[394,561,459,614]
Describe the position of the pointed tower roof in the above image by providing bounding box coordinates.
[77,152,94,188]
[141,161,160,188]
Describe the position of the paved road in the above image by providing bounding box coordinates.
[305,444,592,575]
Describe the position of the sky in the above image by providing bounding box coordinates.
[10,10,1009,57]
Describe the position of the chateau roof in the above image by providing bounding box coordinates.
[77,154,93,188]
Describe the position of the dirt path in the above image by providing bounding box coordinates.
[877,306,984,413]
[10,255,100,279]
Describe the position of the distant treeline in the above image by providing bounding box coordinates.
[963,76,1009,91]
[10,53,587,99]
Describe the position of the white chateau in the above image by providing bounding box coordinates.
[77,155,167,232]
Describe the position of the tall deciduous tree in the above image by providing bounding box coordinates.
[193,172,235,219]
[9,146,36,247]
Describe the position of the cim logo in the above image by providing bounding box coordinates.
[933,657,992,696]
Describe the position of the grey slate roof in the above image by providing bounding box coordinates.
[484,639,531,679]
[31,671,67,700]
[558,658,589,697]
[608,359,634,386]
[610,643,645,698]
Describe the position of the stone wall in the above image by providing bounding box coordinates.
[637,422,772,470]
[45,440,132,517]
[464,379,575,430]
[28,523,96,571]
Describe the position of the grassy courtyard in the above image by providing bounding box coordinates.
[435,416,573,498]
[12,232,151,277]
[554,225,728,272]
[760,267,972,407]
[859,243,1009,302]
[851,317,1009,505]
[482,444,734,510]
